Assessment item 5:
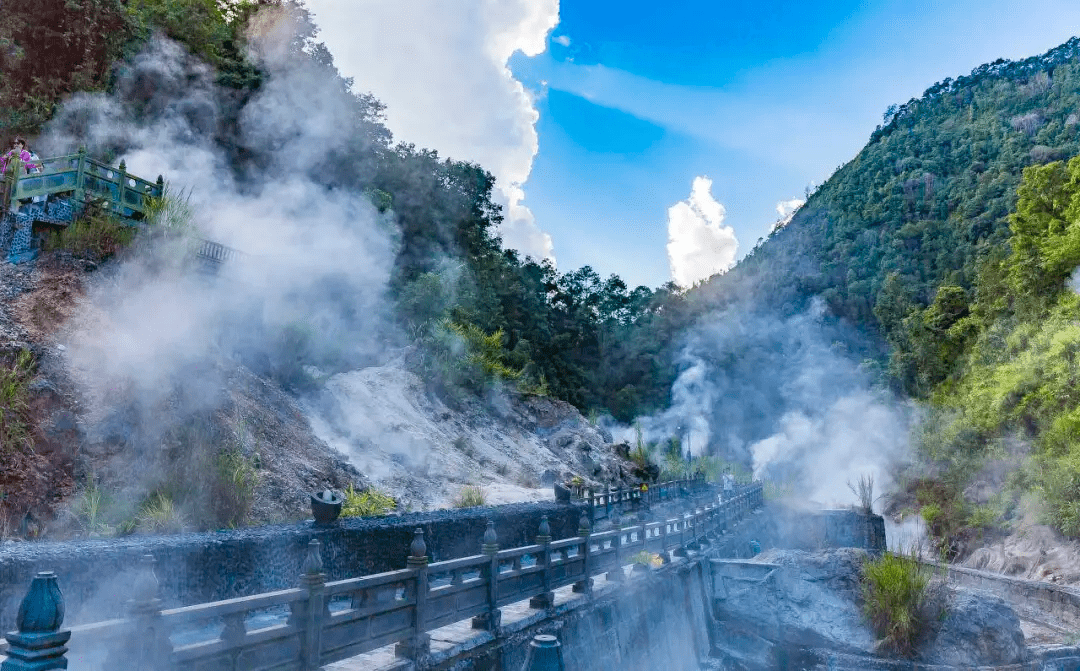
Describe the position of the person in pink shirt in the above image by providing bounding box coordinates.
[0,137,39,176]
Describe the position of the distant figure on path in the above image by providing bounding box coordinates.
[722,469,735,501]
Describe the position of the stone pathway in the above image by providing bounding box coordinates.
[326,568,630,671]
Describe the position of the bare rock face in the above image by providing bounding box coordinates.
[306,365,637,510]
[711,549,1029,670]
[921,588,1027,667]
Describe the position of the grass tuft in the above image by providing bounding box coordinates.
[861,550,932,656]
[45,210,135,262]
[136,491,186,534]
[341,485,396,518]
[0,349,35,457]
[453,484,487,508]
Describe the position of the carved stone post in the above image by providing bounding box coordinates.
[572,513,592,594]
[111,555,172,669]
[473,521,502,630]
[298,539,326,670]
[2,571,70,671]
[397,529,431,659]
[530,516,555,608]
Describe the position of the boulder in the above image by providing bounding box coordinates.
[919,588,1027,666]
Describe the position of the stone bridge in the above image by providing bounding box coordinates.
[0,479,761,670]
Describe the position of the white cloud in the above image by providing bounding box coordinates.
[667,176,738,287]
[304,0,558,260]
[553,34,570,47]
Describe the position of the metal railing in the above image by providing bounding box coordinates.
[1,149,163,221]
[0,483,764,670]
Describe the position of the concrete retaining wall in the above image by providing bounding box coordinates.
[933,562,1080,630]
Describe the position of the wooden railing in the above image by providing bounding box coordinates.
[0,483,763,670]
[1,148,163,221]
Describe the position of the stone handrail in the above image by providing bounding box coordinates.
[1,483,764,670]
[580,474,712,522]
[1,148,163,221]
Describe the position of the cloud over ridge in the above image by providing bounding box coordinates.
[667,176,738,287]
[305,0,559,261]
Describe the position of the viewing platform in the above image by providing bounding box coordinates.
[0,148,163,261]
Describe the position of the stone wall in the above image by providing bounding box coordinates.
[0,500,596,633]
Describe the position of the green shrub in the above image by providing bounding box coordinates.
[453,485,487,508]
[341,485,396,518]
[862,550,931,656]
[45,210,135,262]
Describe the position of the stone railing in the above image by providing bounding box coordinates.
[1,148,163,221]
[0,484,764,670]
[579,474,711,523]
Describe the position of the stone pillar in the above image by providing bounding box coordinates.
[530,516,555,608]
[116,160,127,216]
[73,148,86,205]
[298,539,327,670]
[473,521,502,630]
[609,516,625,583]
[522,634,565,671]
[2,572,71,671]
[397,529,431,659]
[572,513,592,594]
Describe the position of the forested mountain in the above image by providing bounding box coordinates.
[7,1,1080,544]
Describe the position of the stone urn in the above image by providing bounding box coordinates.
[311,489,343,525]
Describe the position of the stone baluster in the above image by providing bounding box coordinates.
[155,174,165,198]
[572,513,592,594]
[530,516,555,608]
[473,521,502,630]
[2,571,71,671]
[296,539,326,670]
[397,529,431,659]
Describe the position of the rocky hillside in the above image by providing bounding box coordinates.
[306,364,634,510]
[0,251,636,538]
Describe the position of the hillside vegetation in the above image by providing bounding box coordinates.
[7,0,1080,550]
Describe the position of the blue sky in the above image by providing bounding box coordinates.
[308,0,1080,290]
[507,0,1080,289]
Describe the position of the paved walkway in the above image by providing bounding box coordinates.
[325,565,634,671]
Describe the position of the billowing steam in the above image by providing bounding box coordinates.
[666,176,738,288]
[631,298,910,507]
[39,10,398,487]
